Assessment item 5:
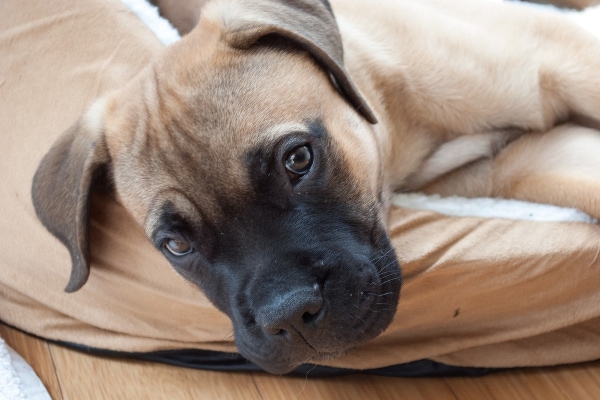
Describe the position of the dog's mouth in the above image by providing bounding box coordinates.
[235,288,399,375]
[249,348,354,376]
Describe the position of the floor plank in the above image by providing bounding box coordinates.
[252,372,458,400]
[445,362,600,400]
[545,362,600,399]
[48,343,262,400]
[0,323,63,399]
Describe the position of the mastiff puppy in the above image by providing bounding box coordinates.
[31,0,600,374]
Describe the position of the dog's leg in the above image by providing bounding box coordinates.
[464,5,600,131]
[420,125,600,220]
[539,26,600,130]
[491,125,600,220]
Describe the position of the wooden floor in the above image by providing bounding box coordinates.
[3,323,600,399]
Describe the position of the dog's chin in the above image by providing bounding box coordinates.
[241,346,353,375]
[233,337,311,375]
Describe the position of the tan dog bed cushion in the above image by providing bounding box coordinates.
[2,0,600,376]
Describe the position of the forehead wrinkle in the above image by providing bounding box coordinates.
[144,188,206,238]
[203,48,324,121]
[258,122,311,144]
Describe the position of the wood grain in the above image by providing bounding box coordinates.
[0,323,63,399]
[445,362,600,400]
[48,343,262,400]
[3,322,600,399]
[252,372,458,400]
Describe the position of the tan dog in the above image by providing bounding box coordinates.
[31,0,600,374]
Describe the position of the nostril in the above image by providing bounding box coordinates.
[302,310,319,324]
[256,285,324,336]
[263,326,287,336]
[302,294,324,325]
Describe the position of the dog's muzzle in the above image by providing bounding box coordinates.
[228,243,401,375]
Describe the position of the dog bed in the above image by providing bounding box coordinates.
[1,0,600,377]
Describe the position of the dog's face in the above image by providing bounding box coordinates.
[32,0,401,374]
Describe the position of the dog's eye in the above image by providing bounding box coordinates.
[284,145,312,176]
[163,238,193,256]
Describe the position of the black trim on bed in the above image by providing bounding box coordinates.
[58,341,495,377]
[0,322,497,377]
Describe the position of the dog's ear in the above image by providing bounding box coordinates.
[222,0,377,124]
[32,100,111,293]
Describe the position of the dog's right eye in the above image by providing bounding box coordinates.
[163,238,193,256]
[284,145,313,178]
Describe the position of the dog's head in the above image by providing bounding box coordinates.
[32,0,401,374]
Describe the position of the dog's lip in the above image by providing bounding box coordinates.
[240,347,314,375]
[257,360,305,375]
[247,348,352,375]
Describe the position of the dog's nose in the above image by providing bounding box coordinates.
[256,283,324,337]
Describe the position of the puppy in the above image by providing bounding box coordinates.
[32,0,600,374]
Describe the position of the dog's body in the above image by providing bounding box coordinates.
[31,0,600,374]
[332,0,600,204]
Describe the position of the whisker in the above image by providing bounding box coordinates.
[377,258,399,274]
[370,247,394,263]
[295,364,318,398]
[380,276,402,286]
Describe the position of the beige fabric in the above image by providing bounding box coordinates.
[0,0,234,353]
[2,0,600,372]
[347,209,600,369]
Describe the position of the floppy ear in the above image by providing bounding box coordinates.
[223,0,378,124]
[32,101,111,293]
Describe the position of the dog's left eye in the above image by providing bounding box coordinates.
[284,145,313,177]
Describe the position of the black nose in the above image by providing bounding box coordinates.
[255,283,324,337]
